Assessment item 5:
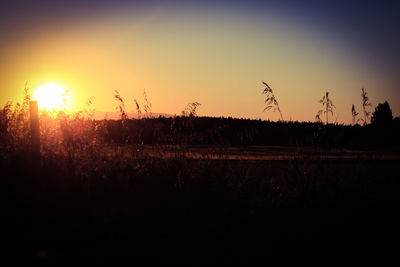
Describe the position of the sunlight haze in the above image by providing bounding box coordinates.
[1,1,399,124]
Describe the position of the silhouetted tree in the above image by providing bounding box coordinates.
[371,101,393,126]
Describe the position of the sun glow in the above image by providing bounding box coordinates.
[33,83,71,110]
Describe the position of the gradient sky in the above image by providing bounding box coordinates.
[1,0,399,123]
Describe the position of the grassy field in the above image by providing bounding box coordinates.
[1,146,399,263]
[103,144,400,160]
[1,100,399,263]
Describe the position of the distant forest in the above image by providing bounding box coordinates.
[2,87,399,150]
[85,84,400,149]
[95,115,400,149]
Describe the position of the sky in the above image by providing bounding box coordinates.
[1,0,399,123]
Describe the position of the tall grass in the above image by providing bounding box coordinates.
[262,81,284,121]
[182,102,201,117]
[361,88,372,125]
[351,104,360,125]
[316,91,335,124]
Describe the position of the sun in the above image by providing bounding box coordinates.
[33,83,70,110]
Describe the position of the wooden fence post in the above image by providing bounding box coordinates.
[30,101,40,165]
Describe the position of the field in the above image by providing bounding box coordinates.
[106,144,400,160]
[2,145,400,263]
[1,102,400,263]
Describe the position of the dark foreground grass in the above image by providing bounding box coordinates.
[1,148,399,263]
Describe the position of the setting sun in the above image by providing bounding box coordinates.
[32,83,70,110]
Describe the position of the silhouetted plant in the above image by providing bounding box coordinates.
[315,110,322,123]
[351,104,360,125]
[0,84,32,148]
[22,82,31,113]
[61,88,71,111]
[134,99,141,120]
[83,96,95,119]
[114,90,128,122]
[361,88,372,125]
[142,89,152,118]
[316,91,335,125]
[371,101,393,126]
[262,81,283,121]
[182,102,202,117]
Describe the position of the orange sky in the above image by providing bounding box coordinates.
[1,3,398,124]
